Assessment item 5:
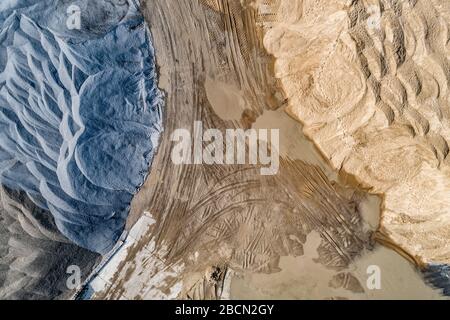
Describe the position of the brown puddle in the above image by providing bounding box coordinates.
[230,233,444,300]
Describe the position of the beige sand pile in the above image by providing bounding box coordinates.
[262,0,450,265]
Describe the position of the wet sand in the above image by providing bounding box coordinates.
[230,233,444,300]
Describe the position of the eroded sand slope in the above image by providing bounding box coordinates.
[0,187,99,299]
[263,0,450,265]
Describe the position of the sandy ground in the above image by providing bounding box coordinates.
[94,0,446,300]
[230,233,444,300]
